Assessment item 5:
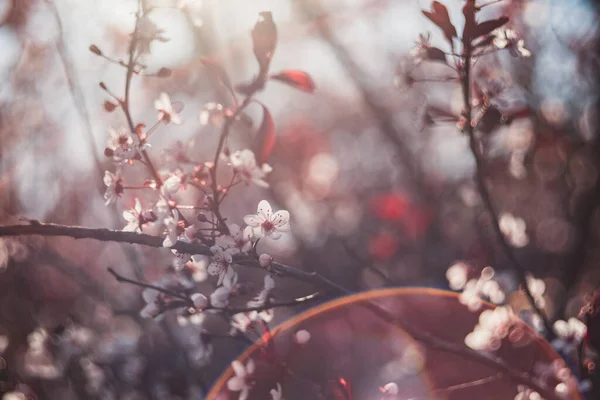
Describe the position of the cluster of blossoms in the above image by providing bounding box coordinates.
[446,263,506,311]
[499,212,529,248]
[464,306,522,351]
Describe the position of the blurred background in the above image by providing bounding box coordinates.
[0,0,599,398]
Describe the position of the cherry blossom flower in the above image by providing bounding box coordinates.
[106,127,138,164]
[243,200,290,240]
[230,149,273,188]
[410,33,432,65]
[270,383,284,400]
[154,93,182,125]
[103,170,124,206]
[446,262,469,291]
[123,198,143,232]
[199,102,225,126]
[465,306,517,351]
[215,224,254,256]
[191,293,208,310]
[162,210,181,248]
[227,359,255,400]
[208,246,235,286]
[231,313,254,333]
[526,275,546,308]
[380,382,399,397]
[259,253,274,268]
[514,385,541,400]
[499,212,529,248]
[456,266,505,311]
[247,274,276,307]
[492,29,531,58]
[552,318,587,352]
[210,286,231,308]
[160,174,182,198]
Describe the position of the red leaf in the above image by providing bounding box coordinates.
[252,12,277,72]
[254,105,276,165]
[270,70,316,93]
[473,17,509,39]
[200,57,234,94]
[422,1,457,44]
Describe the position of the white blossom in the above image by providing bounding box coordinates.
[243,200,290,240]
[259,253,274,268]
[106,127,139,164]
[492,29,531,58]
[227,359,255,400]
[381,382,399,397]
[210,286,231,308]
[154,93,182,125]
[103,170,124,206]
[162,210,180,248]
[215,224,254,256]
[199,102,225,126]
[409,33,432,65]
[123,198,143,232]
[499,212,529,247]
[208,246,235,286]
[191,293,208,309]
[270,383,284,400]
[465,306,517,351]
[514,385,541,400]
[230,149,273,188]
[161,174,182,198]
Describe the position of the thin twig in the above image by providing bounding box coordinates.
[460,31,555,339]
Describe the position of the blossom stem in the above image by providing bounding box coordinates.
[107,267,192,302]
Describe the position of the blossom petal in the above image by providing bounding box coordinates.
[207,262,224,276]
[246,359,256,374]
[227,376,245,391]
[243,214,264,227]
[257,200,272,220]
[271,210,290,227]
[231,360,246,378]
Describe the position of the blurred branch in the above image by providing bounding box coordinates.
[0,221,562,397]
[459,29,555,339]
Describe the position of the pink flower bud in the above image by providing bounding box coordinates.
[259,253,273,267]
[191,293,208,309]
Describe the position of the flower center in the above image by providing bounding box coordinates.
[262,220,275,232]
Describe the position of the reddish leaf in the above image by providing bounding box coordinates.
[254,105,276,165]
[422,1,457,44]
[252,12,277,72]
[200,57,234,94]
[473,17,509,39]
[270,70,316,93]
[426,47,447,63]
[104,100,117,112]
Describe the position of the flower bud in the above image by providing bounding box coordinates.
[259,253,273,268]
[191,293,209,309]
[89,44,102,56]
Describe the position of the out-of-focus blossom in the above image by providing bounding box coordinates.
[270,383,284,400]
[123,198,143,232]
[199,102,225,126]
[227,359,255,400]
[210,286,231,308]
[191,293,208,310]
[526,275,546,308]
[247,274,276,308]
[103,170,124,206]
[162,210,181,248]
[492,29,531,57]
[243,200,290,240]
[136,15,169,55]
[446,262,469,290]
[499,212,529,248]
[552,318,587,352]
[160,174,182,198]
[154,93,182,125]
[231,313,254,333]
[465,306,517,351]
[455,266,505,311]
[215,224,253,256]
[514,385,541,400]
[106,127,143,164]
[294,330,311,345]
[230,149,272,188]
[259,253,274,268]
[380,382,399,397]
